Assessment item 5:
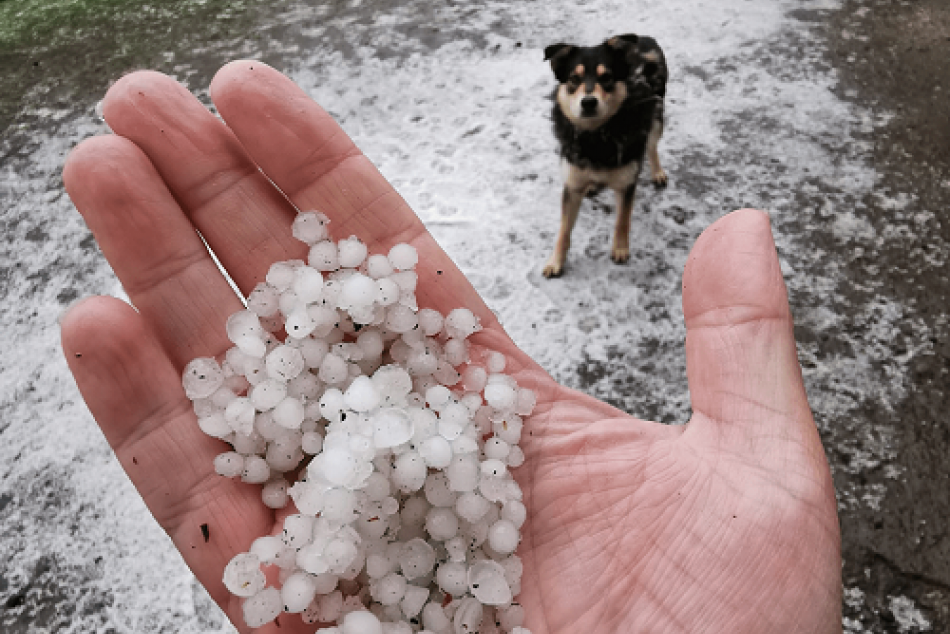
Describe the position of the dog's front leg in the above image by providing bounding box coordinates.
[611,182,636,263]
[543,185,585,277]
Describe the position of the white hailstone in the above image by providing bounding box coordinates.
[301,431,324,454]
[400,584,429,619]
[243,585,282,628]
[372,572,408,606]
[435,562,469,596]
[249,535,284,564]
[286,307,322,341]
[373,408,414,448]
[232,431,266,455]
[447,455,480,492]
[243,355,266,385]
[497,604,525,631]
[214,452,245,478]
[444,308,481,340]
[416,308,444,336]
[308,305,340,337]
[461,366,488,393]
[501,500,527,529]
[425,507,459,541]
[261,478,289,509]
[266,432,304,471]
[324,536,359,574]
[424,472,458,508]
[298,336,330,368]
[344,375,381,412]
[484,382,517,411]
[444,536,468,563]
[198,412,231,438]
[319,352,349,384]
[287,371,321,400]
[242,456,271,484]
[282,571,319,613]
[398,538,436,580]
[387,243,418,270]
[222,553,265,597]
[483,437,510,461]
[390,270,418,292]
[506,445,525,468]
[247,282,280,317]
[365,254,394,279]
[454,597,484,634]
[272,397,305,431]
[366,552,395,579]
[443,339,469,367]
[392,452,427,492]
[439,403,470,440]
[468,560,512,606]
[227,310,266,353]
[486,351,507,374]
[338,236,368,268]
[479,474,510,504]
[418,435,453,469]
[225,398,256,436]
[211,385,238,409]
[433,360,461,386]
[318,447,359,487]
[339,272,378,308]
[425,385,451,409]
[264,344,304,382]
[488,520,520,555]
[266,261,296,291]
[319,388,346,423]
[362,472,391,502]
[309,240,341,271]
[249,379,287,412]
[481,459,508,478]
[293,211,331,245]
[455,492,492,523]
[356,329,385,359]
[514,388,536,416]
[342,610,383,634]
[385,304,418,333]
[279,288,301,317]
[400,496,431,528]
[493,415,523,445]
[406,346,439,377]
[377,278,401,306]
[293,265,325,304]
[182,357,225,400]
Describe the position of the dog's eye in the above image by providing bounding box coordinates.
[567,74,582,86]
[599,72,614,83]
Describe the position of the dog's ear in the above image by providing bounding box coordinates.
[544,43,576,81]
[606,33,640,65]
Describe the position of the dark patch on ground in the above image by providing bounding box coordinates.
[825,0,950,630]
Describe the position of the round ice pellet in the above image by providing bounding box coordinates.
[266,261,296,291]
[387,243,418,270]
[293,266,325,304]
[481,459,507,478]
[435,562,468,596]
[243,586,282,628]
[342,610,383,634]
[373,408,414,448]
[385,304,417,333]
[222,552,265,597]
[319,353,349,384]
[320,447,359,487]
[242,456,271,484]
[261,478,289,509]
[400,584,429,619]
[455,492,491,523]
[249,379,287,412]
[468,560,512,606]
[249,535,283,564]
[484,437,510,460]
[227,310,264,344]
[198,412,231,438]
[272,396,305,430]
[214,452,245,478]
[282,571,318,613]
[506,445,525,468]
[365,254,394,279]
[392,452,427,492]
[424,472,458,508]
[398,538,436,580]
[416,308,443,336]
[339,273,378,308]
[484,382,517,411]
[502,500,527,529]
[338,236,368,268]
[461,366,488,393]
[418,435,453,469]
[344,375,381,412]
[357,329,385,359]
[488,519,520,555]
[377,278,400,306]
[444,308,481,340]
[425,507,459,541]
[301,431,324,454]
[372,572,408,606]
[447,455,479,492]
[182,357,225,400]
[293,211,331,245]
[247,282,280,317]
[454,597,484,634]
[266,345,305,381]
[284,308,317,339]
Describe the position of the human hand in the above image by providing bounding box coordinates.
[60,61,841,634]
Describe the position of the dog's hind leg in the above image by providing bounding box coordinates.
[647,117,668,187]
[543,186,584,278]
[611,182,636,263]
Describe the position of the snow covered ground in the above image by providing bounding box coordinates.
[2,0,946,631]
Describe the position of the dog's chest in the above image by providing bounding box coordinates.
[561,159,640,192]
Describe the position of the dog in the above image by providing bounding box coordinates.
[542,33,668,278]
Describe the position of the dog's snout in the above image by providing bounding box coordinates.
[581,96,598,113]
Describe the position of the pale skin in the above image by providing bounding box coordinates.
[59,61,842,634]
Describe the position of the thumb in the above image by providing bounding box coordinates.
[682,209,815,447]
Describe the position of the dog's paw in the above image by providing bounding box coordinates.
[542,259,565,278]
[611,246,630,264]
[651,169,668,188]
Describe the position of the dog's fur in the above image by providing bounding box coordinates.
[542,34,668,277]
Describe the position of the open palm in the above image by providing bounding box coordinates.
[60,62,840,634]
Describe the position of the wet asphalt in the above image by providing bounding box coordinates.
[1,0,948,632]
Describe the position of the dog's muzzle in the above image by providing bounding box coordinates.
[580,96,599,116]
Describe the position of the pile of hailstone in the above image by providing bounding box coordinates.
[183,211,534,634]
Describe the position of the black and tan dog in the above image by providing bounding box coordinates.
[542,34,668,277]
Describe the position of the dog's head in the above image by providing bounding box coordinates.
[545,34,655,130]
